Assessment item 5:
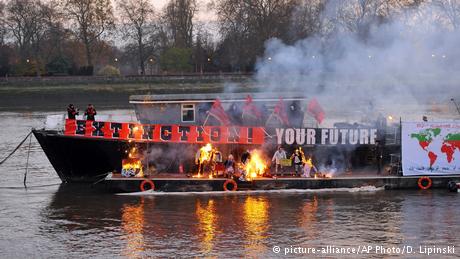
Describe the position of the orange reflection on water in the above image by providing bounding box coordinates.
[243,196,269,256]
[299,195,319,237]
[121,199,145,258]
[195,199,217,254]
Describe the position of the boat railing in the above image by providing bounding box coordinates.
[388,153,402,175]
[44,114,139,131]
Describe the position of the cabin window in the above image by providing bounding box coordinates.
[181,104,195,122]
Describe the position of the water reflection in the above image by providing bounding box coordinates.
[243,196,269,256]
[298,195,319,238]
[37,186,460,258]
[121,198,145,258]
[195,199,217,254]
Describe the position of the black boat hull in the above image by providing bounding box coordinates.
[33,129,129,183]
[33,128,393,183]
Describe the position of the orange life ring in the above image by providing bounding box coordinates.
[418,176,432,190]
[140,180,155,192]
[223,179,237,191]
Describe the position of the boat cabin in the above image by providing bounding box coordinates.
[129,92,311,128]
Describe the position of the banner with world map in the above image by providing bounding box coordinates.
[402,122,460,176]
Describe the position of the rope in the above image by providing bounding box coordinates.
[0,131,33,166]
[91,172,111,185]
[24,133,33,188]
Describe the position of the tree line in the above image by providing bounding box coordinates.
[0,0,458,76]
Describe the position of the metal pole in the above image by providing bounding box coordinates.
[399,117,402,175]
[451,98,460,115]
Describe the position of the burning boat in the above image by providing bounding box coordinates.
[33,91,460,192]
[33,92,392,184]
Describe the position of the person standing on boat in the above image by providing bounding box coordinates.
[224,154,235,178]
[302,156,318,178]
[195,148,205,175]
[67,104,79,120]
[272,146,287,175]
[291,149,303,176]
[84,104,97,121]
[239,150,251,181]
[241,149,251,165]
[210,148,223,177]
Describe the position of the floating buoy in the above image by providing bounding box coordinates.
[418,176,432,190]
[140,179,155,192]
[223,179,237,191]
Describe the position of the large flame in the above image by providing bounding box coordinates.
[245,150,267,180]
[193,143,214,177]
[200,143,213,163]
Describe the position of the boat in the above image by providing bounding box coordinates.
[33,92,392,182]
[33,91,460,192]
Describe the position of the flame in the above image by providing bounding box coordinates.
[193,144,214,177]
[298,147,308,164]
[244,150,267,180]
[200,143,213,162]
[128,147,138,158]
[122,158,144,177]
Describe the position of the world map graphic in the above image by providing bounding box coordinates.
[410,128,460,167]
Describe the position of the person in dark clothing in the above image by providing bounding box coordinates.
[291,149,303,176]
[84,104,97,121]
[67,104,79,119]
[241,150,251,165]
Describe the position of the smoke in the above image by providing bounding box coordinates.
[143,144,197,173]
[254,2,460,125]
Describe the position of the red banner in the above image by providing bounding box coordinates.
[64,119,265,145]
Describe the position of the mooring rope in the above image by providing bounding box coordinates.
[23,133,33,188]
[91,172,111,185]
[0,131,33,166]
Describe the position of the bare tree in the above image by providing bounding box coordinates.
[117,0,155,75]
[289,0,326,42]
[336,0,392,39]
[215,0,297,69]
[163,0,197,48]
[63,0,114,67]
[0,1,6,45]
[4,0,53,75]
[433,0,460,29]
[193,24,215,73]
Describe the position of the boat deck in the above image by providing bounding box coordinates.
[103,175,460,193]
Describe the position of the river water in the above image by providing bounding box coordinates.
[0,111,459,258]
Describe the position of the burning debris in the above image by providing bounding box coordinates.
[122,158,143,177]
[122,146,144,177]
[243,150,268,180]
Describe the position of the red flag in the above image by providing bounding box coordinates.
[242,95,262,120]
[307,98,325,124]
[273,98,290,126]
[208,99,231,125]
